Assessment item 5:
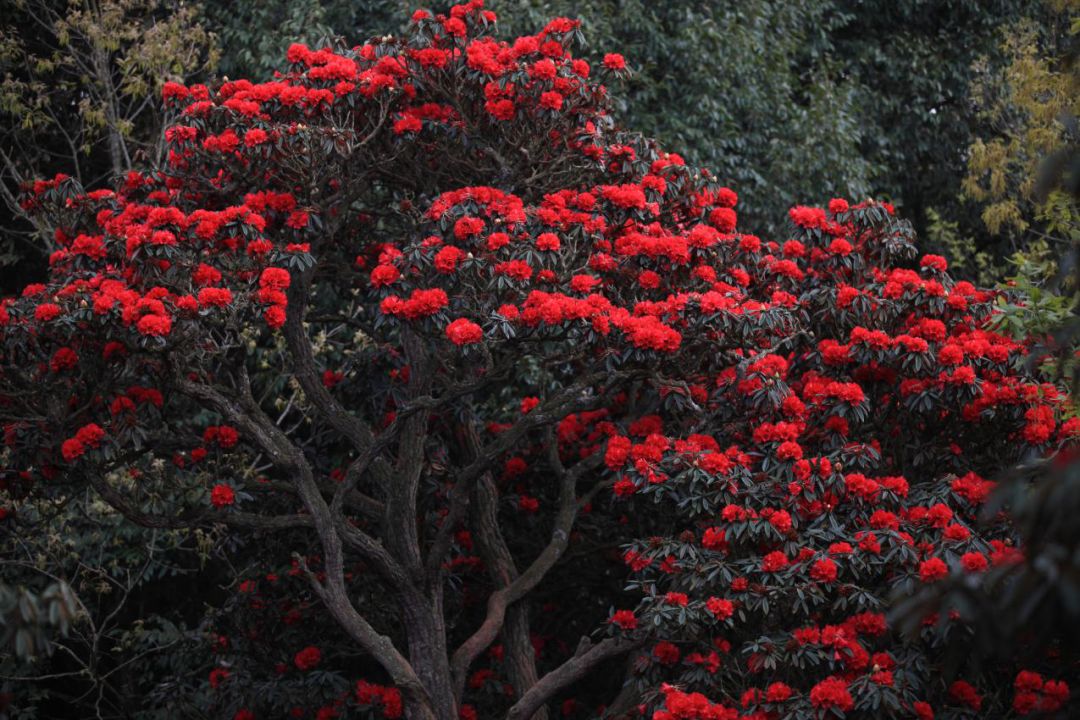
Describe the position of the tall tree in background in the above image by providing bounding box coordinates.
[0,0,216,285]
[827,1,1028,252]
[493,1,874,236]
[964,0,1079,260]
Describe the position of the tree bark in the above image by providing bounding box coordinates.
[504,602,548,720]
[402,589,457,720]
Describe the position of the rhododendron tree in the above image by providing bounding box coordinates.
[1,2,1076,718]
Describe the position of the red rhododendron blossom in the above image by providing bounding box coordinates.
[919,557,949,583]
[949,680,983,711]
[762,551,788,573]
[260,267,291,291]
[603,53,626,70]
[293,646,322,670]
[446,318,482,345]
[809,557,838,583]
[766,682,793,703]
[210,484,236,507]
[810,677,854,712]
[828,198,849,214]
[61,423,106,462]
[705,597,734,621]
[198,287,234,308]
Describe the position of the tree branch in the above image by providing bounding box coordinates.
[84,470,312,531]
[173,366,427,707]
[449,447,603,698]
[505,637,645,720]
[283,272,377,455]
[424,376,608,584]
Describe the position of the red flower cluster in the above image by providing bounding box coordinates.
[210,484,235,508]
[293,645,322,670]
[1013,670,1069,714]
[61,423,106,462]
[809,676,854,712]
[446,318,482,346]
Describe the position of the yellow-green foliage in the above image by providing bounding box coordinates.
[962,0,1080,381]
[963,1,1080,239]
[0,0,217,181]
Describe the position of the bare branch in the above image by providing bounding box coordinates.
[505,637,645,720]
